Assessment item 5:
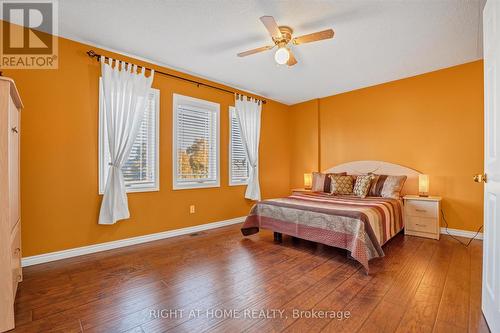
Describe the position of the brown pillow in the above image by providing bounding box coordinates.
[368,174,407,198]
[353,174,374,198]
[368,174,386,196]
[311,172,346,192]
[329,175,354,195]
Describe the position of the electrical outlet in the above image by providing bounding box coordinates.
[189,205,195,214]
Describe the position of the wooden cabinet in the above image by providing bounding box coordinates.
[403,195,442,240]
[0,77,23,332]
[11,221,22,298]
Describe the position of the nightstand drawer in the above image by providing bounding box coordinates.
[406,216,437,234]
[405,200,437,218]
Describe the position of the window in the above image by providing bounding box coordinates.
[99,79,160,194]
[173,94,220,189]
[229,107,249,185]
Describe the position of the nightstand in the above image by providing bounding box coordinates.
[292,188,312,193]
[403,195,442,240]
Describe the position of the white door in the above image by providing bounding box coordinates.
[483,1,500,331]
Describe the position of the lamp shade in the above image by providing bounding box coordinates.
[419,174,429,196]
[304,173,312,189]
[274,47,290,65]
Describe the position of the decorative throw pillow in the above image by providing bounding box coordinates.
[324,172,347,193]
[368,174,386,197]
[380,175,407,199]
[329,175,354,195]
[353,175,374,198]
[311,172,346,192]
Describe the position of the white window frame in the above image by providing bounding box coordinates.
[229,106,249,186]
[172,93,220,190]
[98,80,160,194]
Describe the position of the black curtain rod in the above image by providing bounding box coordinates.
[86,50,266,104]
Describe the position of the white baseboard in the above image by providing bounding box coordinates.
[440,227,483,240]
[22,216,246,267]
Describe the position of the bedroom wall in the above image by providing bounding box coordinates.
[3,32,291,256]
[289,99,320,189]
[290,61,484,232]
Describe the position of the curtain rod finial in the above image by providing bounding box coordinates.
[87,50,101,61]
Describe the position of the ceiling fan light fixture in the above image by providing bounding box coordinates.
[274,47,290,65]
[237,15,334,67]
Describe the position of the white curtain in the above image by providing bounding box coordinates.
[98,57,154,225]
[235,94,262,201]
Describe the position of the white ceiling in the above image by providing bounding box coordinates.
[55,0,485,105]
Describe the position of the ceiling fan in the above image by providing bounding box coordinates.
[237,16,335,67]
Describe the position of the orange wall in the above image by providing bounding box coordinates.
[3,36,291,256]
[289,99,320,189]
[290,61,484,232]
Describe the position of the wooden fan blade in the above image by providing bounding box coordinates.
[292,29,334,45]
[260,16,282,39]
[287,50,298,66]
[237,45,273,57]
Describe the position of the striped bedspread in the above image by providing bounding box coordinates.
[241,192,404,271]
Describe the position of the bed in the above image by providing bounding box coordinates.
[241,160,421,272]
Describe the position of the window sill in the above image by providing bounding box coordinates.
[229,182,249,187]
[173,182,220,190]
[98,186,159,195]
[126,186,160,194]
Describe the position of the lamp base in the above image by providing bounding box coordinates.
[419,192,429,197]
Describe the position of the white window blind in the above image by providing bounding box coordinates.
[99,79,160,194]
[229,107,249,185]
[173,94,220,189]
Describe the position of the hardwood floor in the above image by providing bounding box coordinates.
[11,224,489,333]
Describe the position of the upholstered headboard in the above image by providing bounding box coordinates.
[324,160,421,195]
